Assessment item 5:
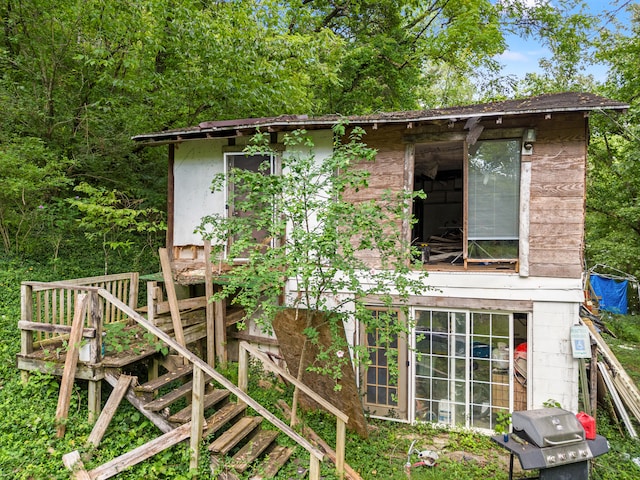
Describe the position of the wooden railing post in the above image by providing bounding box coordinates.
[309,455,321,480]
[336,418,346,479]
[87,291,103,422]
[190,365,205,472]
[238,343,249,407]
[20,283,34,383]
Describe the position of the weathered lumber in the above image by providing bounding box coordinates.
[249,444,295,480]
[169,389,230,423]
[104,372,175,434]
[276,400,362,480]
[87,375,133,447]
[598,363,637,438]
[62,450,92,480]
[208,416,263,454]
[18,320,96,338]
[88,422,192,480]
[144,377,208,412]
[135,364,193,393]
[204,239,216,366]
[231,429,279,473]
[190,365,205,471]
[203,402,248,438]
[55,294,89,438]
[159,247,186,348]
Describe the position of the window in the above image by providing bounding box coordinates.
[224,152,275,260]
[413,309,525,430]
[412,138,521,267]
[466,140,521,260]
[361,308,407,420]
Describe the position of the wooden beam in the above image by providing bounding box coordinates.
[214,291,227,366]
[56,294,89,438]
[87,375,133,447]
[159,248,186,348]
[88,423,192,480]
[204,240,216,367]
[18,321,96,338]
[62,451,91,480]
[189,366,205,471]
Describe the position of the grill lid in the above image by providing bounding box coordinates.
[512,408,585,448]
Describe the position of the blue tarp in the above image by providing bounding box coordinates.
[590,274,628,314]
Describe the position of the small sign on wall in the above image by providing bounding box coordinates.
[570,325,592,359]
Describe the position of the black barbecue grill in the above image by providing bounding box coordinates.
[492,408,609,479]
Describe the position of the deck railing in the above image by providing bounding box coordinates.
[96,288,330,480]
[19,273,139,364]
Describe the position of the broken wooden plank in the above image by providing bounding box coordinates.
[598,362,637,438]
[88,422,192,480]
[87,375,133,447]
[55,294,89,438]
[62,450,92,480]
[104,372,175,434]
[18,320,96,338]
[144,377,207,412]
[159,247,186,348]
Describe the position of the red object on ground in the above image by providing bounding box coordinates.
[576,411,596,440]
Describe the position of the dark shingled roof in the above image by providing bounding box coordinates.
[132,92,628,145]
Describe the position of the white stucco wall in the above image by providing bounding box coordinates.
[530,300,581,412]
[173,139,227,246]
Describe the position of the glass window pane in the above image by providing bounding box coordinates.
[432,311,448,332]
[467,139,520,241]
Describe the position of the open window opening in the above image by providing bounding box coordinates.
[412,138,521,269]
[412,142,464,265]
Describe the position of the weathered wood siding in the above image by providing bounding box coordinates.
[527,113,586,278]
[342,112,587,278]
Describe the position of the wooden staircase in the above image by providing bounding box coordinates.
[109,364,296,479]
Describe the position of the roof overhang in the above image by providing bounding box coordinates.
[131,92,629,146]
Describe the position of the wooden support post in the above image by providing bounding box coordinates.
[147,281,157,326]
[20,283,34,383]
[336,418,346,479]
[87,291,103,423]
[204,240,216,367]
[159,248,186,349]
[87,380,102,424]
[237,344,248,408]
[309,455,321,480]
[214,291,227,367]
[87,375,133,447]
[56,294,89,438]
[190,365,205,472]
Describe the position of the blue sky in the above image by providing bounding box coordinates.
[496,0,634,80]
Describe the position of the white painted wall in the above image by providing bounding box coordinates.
[173,139,226,246]
[530,301,581,412]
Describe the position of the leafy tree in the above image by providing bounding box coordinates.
[0,137,74,256]
[68,183,166,274]
[197,125,428,399]
[585,3,640,279]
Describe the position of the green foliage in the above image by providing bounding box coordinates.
[198,126,428,386]
[68,182,166,274]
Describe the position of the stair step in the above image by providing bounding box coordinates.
[208,416,263,454]
[231,429,279,473]
[135,365,193,393]
[144,379,196,412]
[203,403,247,438]
[249,445,296,480]
[168,389,230,423]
